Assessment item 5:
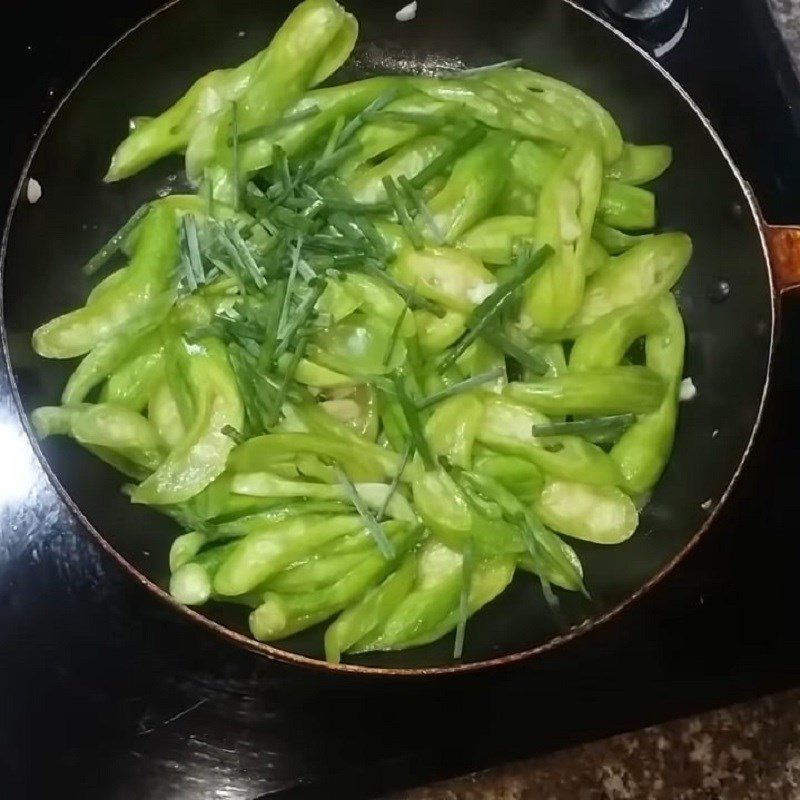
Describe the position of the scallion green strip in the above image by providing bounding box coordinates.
[409,125,487,190]
[275,279,326,357]
[350,215,389,260]
[531,414,635,438]
[383,303,410,367]
[320,196,392,215]
[336,468,395,560]
[273,144,292,195]
[224,222,267,289]
[328,212,368,245]
[473,243,553,321]
[391,372,434,468]
[277,236,304,338]
[300,199,325,221]
[376,442,413,523]
[257,278,287,371]
[438,244,552,372]
[437,294,512,373]
[335,89,399,148]
[270,335,308,426]
[180,253,197,293]
[229,343,277,433]
[207,255,244,293]
[82,204,150,276]
[206,175,216,221]
[382,176,424,249]
[355,260,445,318]
[322,115,346,160]
[234,104,321,144]
[366,110,449,128]
[310,141,361,180]
[417,367,504,410]
[482,329,548,376]
[398,175,444,243]
[453,542,474,660]
[521,506,588,599]
[183,214,205,287]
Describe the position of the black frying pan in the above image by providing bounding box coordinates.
[2,0,795,675]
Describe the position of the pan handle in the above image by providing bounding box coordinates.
[766,225,800,295]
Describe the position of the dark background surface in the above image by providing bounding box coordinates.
[1,1,800,798]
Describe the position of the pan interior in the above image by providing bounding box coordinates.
[1,0,773,670]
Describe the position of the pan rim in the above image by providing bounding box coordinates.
[0,0,777,678]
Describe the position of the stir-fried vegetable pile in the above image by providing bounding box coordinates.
[30,0,692,663]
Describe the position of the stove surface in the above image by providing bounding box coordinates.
[1,2,800,799]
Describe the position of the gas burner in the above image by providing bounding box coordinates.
[597,0,689,56]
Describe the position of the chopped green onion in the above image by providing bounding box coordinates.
[182,214,205,287]
[310,141,361,180]
[207,255,244,293]
[376,442,413,522]
[320,196,392,215]
[482,328,549,376]
[211,223,250,285]
[275,279,326,357]
[258,278,287,371]
[409,125,487,190]
[417,367,504,410]
[270,335,308,426]
[335,467,395,560]
[204,169,216,218]
[306,234,357,254]
[273,144,292,195]
[277,236,304,338]
[366,110,449,128]
[335,89,399,148]
[82,204,150,276]
[233,104,321,144]
[328,212,368,245]
[397,175,444,243]
[391,371,434,468]
[292,161,310,189]
[438,244,552,373]
[522,506,588,600]
[322,115,346,160]
[350,215,389,260]
[473,243,552,322]
[223,222,267,289]
[453,542,474,659]
[437,294,512,373]
[531,414,635,439]
[229,344,278,433]
[384,303,410,367]
[271,206,317,234]
[300,198,326,221]
[382,176,424,249]
[355,260,445,318]
[539,574,567,630]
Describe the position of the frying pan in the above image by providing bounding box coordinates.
[2,0,797,676]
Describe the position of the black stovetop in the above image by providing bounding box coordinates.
[2,2,800,798]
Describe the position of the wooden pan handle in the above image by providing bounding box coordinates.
[766,225,800,294]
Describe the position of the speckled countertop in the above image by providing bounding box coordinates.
[770,0,800,62]
[390,4,800,798]
[394,691,800,799]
